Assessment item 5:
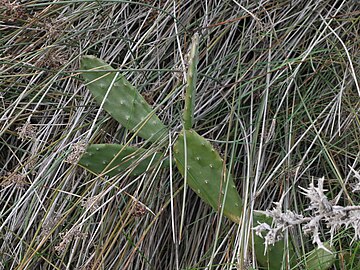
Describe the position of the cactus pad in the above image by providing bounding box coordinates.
[306,242,336,270]
[183,33,199,130]
[78,144,169,177]
[80,55,168,142]
[173,129,242,223]
[253,212,296,269]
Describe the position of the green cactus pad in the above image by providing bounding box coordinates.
[306,242,336,270]
[78,144,169,177]
[253,212,296,269]
[80,55,168,143]
[183,33,199,130]
[173,129,242,223]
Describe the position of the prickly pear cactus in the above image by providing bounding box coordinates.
[183,33,199,130]
[78,144,169,177]
[80,55,168,143]
[173,129,242,223]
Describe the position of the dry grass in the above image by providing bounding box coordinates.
[1,0,360,269]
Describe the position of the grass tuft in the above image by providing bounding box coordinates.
[1,1,359,269]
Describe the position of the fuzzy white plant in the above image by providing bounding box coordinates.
[253,176,360,253]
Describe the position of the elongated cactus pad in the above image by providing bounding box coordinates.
[173,129,242,223]
[253,212,296,269]
[78,144,169,177]
[183,33,199,130]
[80,55,168,142]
